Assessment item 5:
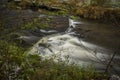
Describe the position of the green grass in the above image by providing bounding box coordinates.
[70,15,80,20]
[0,39,109,80]
[7,0,120,21]
[21,18,50,30]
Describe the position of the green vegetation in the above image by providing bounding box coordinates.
[0,16,52,48]
[75,6,120,20]
[90,0,107,6]
[0,40,28,80]
[0,19,109,80]
[0,17,50,35]
[0,40,108,80]
[7,0,120,21]
[21,18,50,30]
[0,15,109,80]
[1,0,120,79]
[70,15,80,20]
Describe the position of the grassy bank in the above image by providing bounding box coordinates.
[6,0,120,21]
[0,40,109,80]
[75,6,120,21]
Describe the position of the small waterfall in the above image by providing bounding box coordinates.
[29,18,120,75]
[65,18,81,33]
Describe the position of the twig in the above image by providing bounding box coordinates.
[105,51,117,73]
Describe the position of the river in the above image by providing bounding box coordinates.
[29,17,120,76]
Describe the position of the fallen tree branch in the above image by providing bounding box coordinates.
[105,51,117,73]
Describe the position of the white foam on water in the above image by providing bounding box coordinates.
[29,18,120,74]
[29,34,111,66]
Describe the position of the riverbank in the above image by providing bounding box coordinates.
[1,9,120,51]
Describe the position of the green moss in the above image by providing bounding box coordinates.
[7,1,18,9]
[70,15,80,20]
[21,18,50,30]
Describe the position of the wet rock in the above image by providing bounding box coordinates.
[109,75,120,80]
[18,35,40,45]
[38,16,69,32]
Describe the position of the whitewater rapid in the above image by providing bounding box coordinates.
[29,18,120,75]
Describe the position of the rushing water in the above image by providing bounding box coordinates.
[29,18,120,75]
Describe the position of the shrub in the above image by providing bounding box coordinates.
[0,40,42,80]
[75,6,120,21]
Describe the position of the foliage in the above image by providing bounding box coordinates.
[7,0,120,22]
[1,0,118,79]
[7,1,19,9]
[90,0,107,6]
[38,0,61,7]
[7,0,62,10]
[0,40,29,80]
[21,18,50,30]
[76,6,106,19]
[0,39,108,80]
[30,62,105,80]
[75,6,120,20]
[70,15,80,20]
[0,17,109,80]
